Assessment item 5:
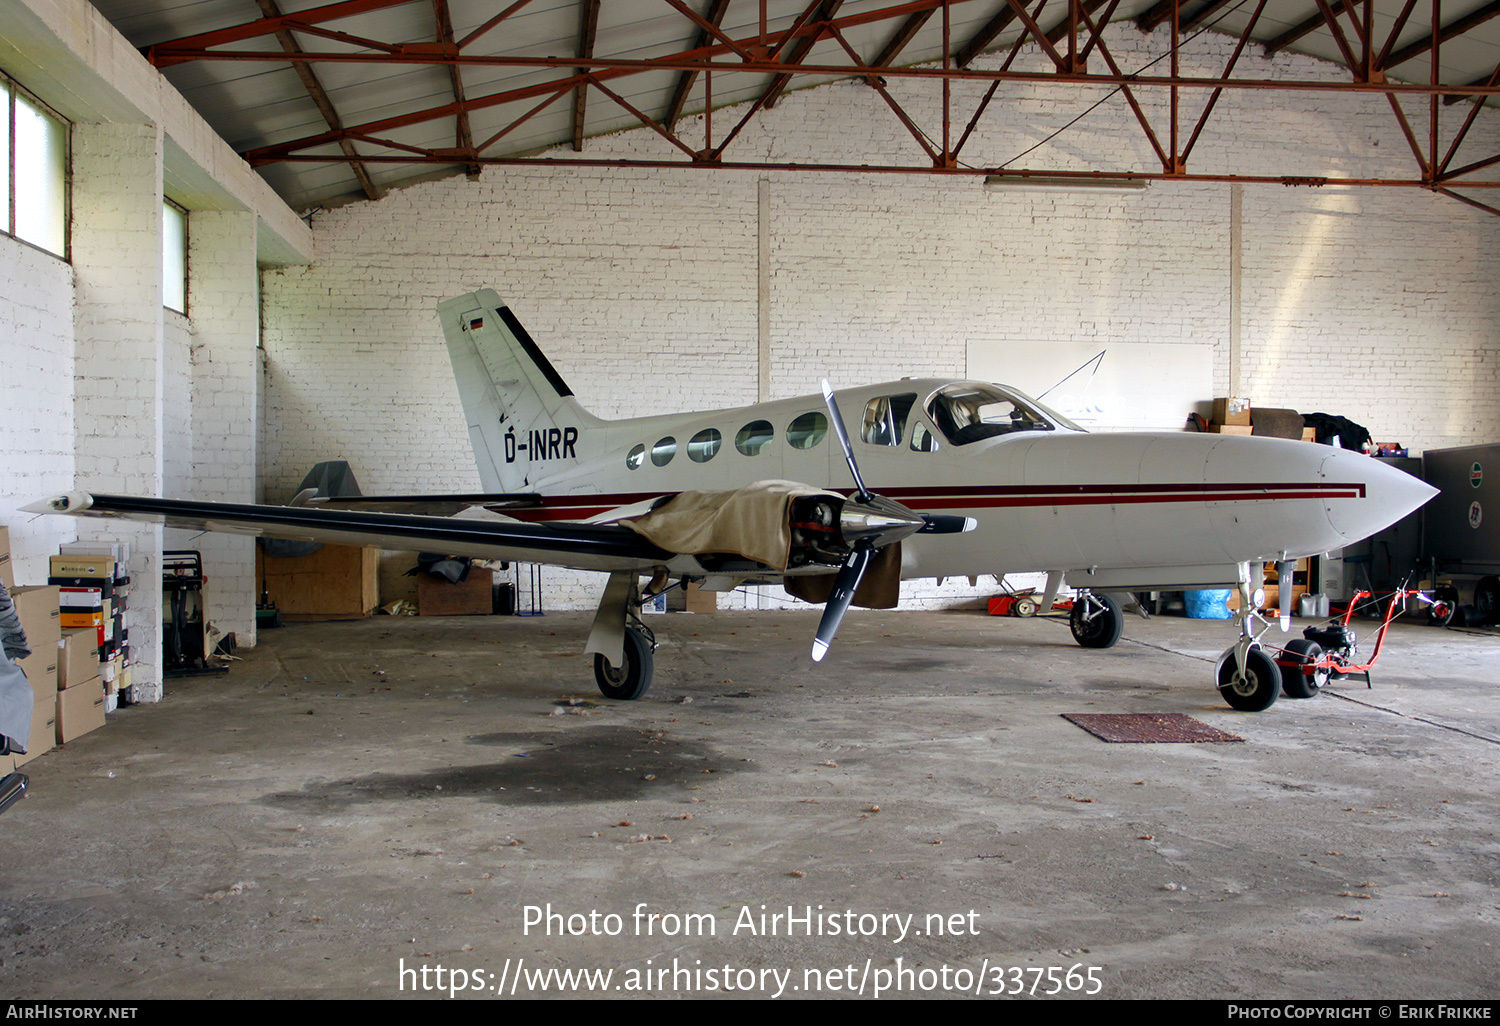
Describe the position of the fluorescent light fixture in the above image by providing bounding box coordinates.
[984,174,1150,194]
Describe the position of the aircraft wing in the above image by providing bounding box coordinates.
[24,492,674,574]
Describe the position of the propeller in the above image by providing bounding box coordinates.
[810,381,975,662]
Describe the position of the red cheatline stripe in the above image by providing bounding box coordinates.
[499,482,1362,521]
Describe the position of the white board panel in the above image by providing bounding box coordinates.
[967,341,1214,433]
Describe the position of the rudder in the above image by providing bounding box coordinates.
[438,290,600,492]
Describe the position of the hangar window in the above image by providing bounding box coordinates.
[736,420,773,456]
[163,200,187,313]
[626,443,646,470]
[688,428,721,463]
[3,78,69,259]
[861,393,916,447]
[651,436,677,467]
[787,411,827,450]
[926,384,1056,446]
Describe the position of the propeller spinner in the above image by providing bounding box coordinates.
[811,381,974,662]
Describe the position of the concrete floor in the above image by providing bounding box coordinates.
[3,607,1498,1000]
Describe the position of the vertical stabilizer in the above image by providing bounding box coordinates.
[438,290,602,492]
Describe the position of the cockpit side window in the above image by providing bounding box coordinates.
[861,393,917,447]
[927,385,1056,446]
[911,422,938,452]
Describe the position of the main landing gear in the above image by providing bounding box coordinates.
[585,571,661,701]
[1069,592,1124,649]
[593,621,655,701]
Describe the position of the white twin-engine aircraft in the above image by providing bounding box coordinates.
[29,289,1436,712]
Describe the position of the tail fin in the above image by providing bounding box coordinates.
[438,290,603,492]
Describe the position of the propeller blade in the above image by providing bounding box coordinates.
[821,379,871,503]
[812,540,873,662]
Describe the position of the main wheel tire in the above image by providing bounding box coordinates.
[1279,638,1329,699]
[1475,577,1500,626]
[1216,646,1282,711]
[1070,594,1124,649]
[593,626,654,701]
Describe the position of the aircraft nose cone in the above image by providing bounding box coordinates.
[1320,448,1438,545]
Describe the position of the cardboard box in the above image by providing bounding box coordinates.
[59,631,101,690]
[12,586,60,664]
[13,664,55,767]
[49,556,119,580]
[669,580,718,614]
[1209,424,1254,435]
[12,586,60,646]
[57,679,106,744]
[60,610,104,631]
[0,526,13,589]
[60,540,128,563]
[1212,397,1252,426]
[51,577,117,599]
[418,568,493,616]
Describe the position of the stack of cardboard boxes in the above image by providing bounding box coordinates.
[0,528,114,776]
[1209,397,1254,435]
[1208,397,1317,441]
[50,543,130,708]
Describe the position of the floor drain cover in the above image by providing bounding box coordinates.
[1062,712,1243,744]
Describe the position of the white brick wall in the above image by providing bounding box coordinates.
[250,27,1497,611]
[182,210,260,646]
[0,234,77,583]
[163,311,193,498]
[70,122,169,698]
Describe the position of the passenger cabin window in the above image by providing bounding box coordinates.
[651,436,677,467]
[927,384,1055,446]
[911,422,938,452]
[736,420,773,456]
[787,411,827,450]
[862,394,917,447]
[688,428,721,463]
[626,443,646,469]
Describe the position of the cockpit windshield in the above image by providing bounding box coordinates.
[926,383,1080,445]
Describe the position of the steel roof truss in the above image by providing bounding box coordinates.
[432,0,479,176]
[664,0,732,130]
[573,0,602,151]
[1179,0,1267,166]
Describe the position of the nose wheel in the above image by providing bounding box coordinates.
[1216,645,1282,711]
[1214,563,1283,711]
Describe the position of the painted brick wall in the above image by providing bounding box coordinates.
[0,234,77,583]
[260,26,1500,612]
[163,311,193,499]
[71,122,167,700]
[183,210,260,645]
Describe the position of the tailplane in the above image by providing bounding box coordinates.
[438,290,603,492]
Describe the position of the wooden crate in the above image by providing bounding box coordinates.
[257,544,379,620]
[417,568,493,616]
